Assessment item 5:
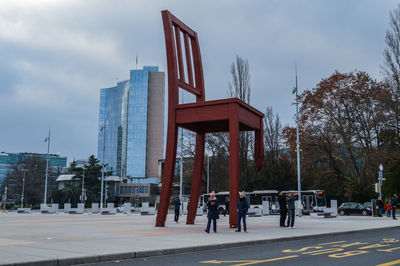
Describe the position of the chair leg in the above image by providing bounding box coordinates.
[156,124,178,227]
[254,122,264,171]
[229,114,240,228]
[186,133,205,224]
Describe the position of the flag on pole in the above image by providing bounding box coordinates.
[44,137,49,143]
[292,87,296,95]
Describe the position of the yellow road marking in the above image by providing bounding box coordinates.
[200,260,254,264]
[333,242,368,248]
[376,259,400,266]
[358,244,390,250]
[378,247,400,252]
[381,238,400,243]
[318,241,347,245]
[302,248,343,255]
[282,246,322,252]
[328,250,369,258]
[200,255,299,265]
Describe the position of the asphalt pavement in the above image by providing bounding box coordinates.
[80,227,400,266]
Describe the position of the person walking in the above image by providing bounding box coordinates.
[174,197,181,223]
[236,191,249,232]
[205,191,219,233]
[377,196,384,217]
[278,191,288,227]
[224,198,229,217]
[390,194,398,220]
[385,201,392,218]
[287,192,298,229]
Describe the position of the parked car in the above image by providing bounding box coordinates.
[117,205,136,213]
[363,200,386,215]
[363,201,372,209]
[338,202,372,216]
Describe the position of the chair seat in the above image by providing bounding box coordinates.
[176,98,264,133]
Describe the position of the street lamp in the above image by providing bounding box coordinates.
[100,122,107,209]
[292,63,302,215]
[206,154,210,194]
[21,168,27,208]
[44,128,51,205]
[77,163,86,204]
[379,164,384,198]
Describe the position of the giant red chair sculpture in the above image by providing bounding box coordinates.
[156,10,264,228]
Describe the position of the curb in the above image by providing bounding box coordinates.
[6,225,400,266]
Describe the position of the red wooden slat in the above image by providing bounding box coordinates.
[184,33,194,86]
[190,36,205,102]
[178,80,201,97]
[174,26,185,83]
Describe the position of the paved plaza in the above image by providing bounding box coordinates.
[0,211,399,265]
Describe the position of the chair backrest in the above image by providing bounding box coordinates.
[162,10,205,105]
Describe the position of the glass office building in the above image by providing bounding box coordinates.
[0,152,67,190]
[98,66,165,181]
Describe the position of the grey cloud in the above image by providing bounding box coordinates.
[0,0,398,161]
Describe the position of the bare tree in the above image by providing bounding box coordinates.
[264,106,282,161]
[228,55,253,188]
[228,56,251,104]
[382,4,400,147]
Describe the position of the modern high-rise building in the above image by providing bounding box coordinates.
[0,152,67,190]
[98,66,165,182]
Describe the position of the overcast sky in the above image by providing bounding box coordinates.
[0,0,398,162]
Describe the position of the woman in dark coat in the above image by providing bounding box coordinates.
[205,191,219,233]
[278,191,287,227]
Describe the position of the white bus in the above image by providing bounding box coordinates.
[199,189,327,215]
[247,190,280,214]
[198,192,230,214]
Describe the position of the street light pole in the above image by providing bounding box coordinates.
[207,154,210,194]
[44,127,51,205]
[101,123,106,209]
[379,164,384,198]
[21,169,26,208]
[293,63,302,215]
[81,167,85,204]
[179,90,184,201]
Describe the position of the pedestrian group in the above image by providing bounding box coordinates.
[174,191,399,234]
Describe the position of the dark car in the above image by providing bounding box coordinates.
[363,201,372,209]
[338,202,372,216]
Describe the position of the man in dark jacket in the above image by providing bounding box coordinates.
[287,192,298,228]
[174,197,181,223]
[391,194,398,220]
[205,191,219,233]
[278,191,287,227]
[236,191,249,232]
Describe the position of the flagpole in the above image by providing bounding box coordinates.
[44,127,51,205]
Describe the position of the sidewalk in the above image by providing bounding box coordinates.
[0,211,399,265]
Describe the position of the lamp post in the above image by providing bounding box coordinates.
[100,123,107,209]
[77,163,86,204]
[379,164,384,198]
[44,128,51,205]
[179,90,184,201]
[21,169,27,208]
[292,63,302,215]
[206,154,210,194]
[2,186,7,211]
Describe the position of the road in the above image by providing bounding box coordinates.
[78,227,400,266]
